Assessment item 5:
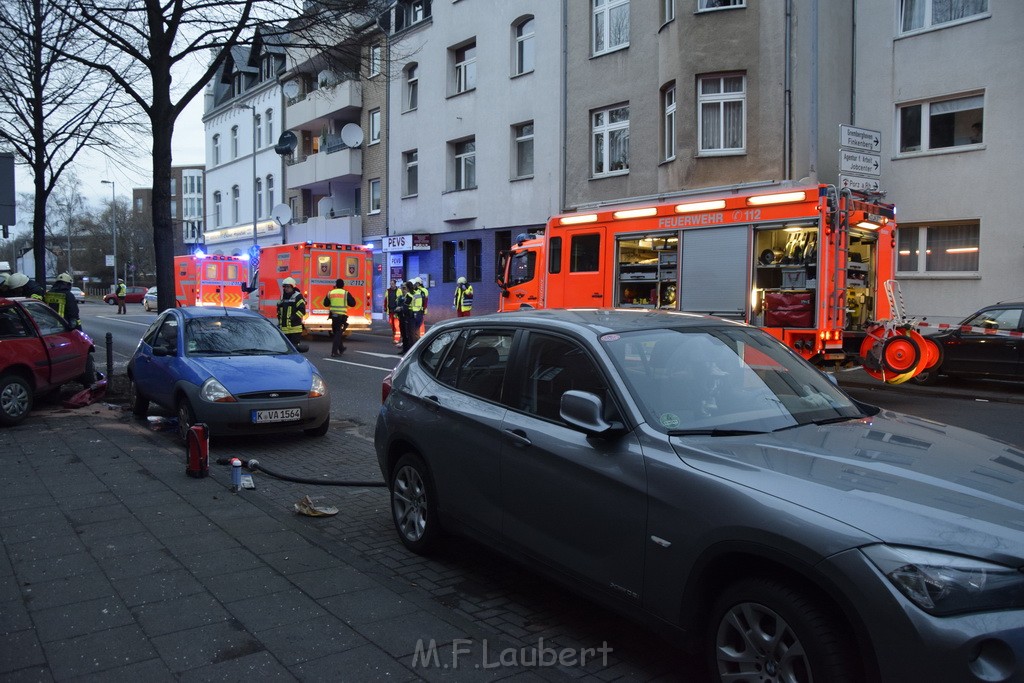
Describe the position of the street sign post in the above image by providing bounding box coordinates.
[248,244,261,270]
[840,125,881,153]
[839,174,881,193]
[840,149,881,177]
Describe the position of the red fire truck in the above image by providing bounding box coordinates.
[174,253,249,308]
[256,242,373,336]
[498,183,907,373]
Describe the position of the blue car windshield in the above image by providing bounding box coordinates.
[601,326,864,434]
[185,317,291,356]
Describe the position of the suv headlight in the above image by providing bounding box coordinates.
[200,378,236,403]
[863,545,1024,615]
[309,374,327,398]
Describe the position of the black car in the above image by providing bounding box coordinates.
[914,301,1023,384]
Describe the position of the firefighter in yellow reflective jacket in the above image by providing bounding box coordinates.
[276,277,306,347]
[115,279,128,314]
[323,278,357,357]
[453,276,474,317]
[45,273,81,329]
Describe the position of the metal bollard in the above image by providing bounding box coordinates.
[105,332,114,379]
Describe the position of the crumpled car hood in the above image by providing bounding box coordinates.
[188,354,314,393]
[671,410,1024,565]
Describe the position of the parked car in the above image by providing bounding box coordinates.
[142,287,158,312]
[0,297,96,425]
[375,309,1024,682]
[69,286,87,303]
[127,306,330,441]
[102,285,149,305]
[914,301,1023,385]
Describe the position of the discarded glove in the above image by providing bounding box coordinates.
[293,495,339,517]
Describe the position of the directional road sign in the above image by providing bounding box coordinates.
[840,150,881,177]
[840,125,881,153]
[839,174,881,193]
[248,244,261,270]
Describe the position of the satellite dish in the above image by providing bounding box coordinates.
[340,123,363,148]
[317,70,337,87]
[274,130,298,156]
[271,204,293,226]
[282,80,300,98]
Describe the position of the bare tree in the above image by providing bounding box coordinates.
[0,0,139,286]
[55,0,391,311]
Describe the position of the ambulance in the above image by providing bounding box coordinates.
[256,242,373,336]
[498,183,899,370]
[174,253,249,308]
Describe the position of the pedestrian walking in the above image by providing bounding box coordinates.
[276,277,306,347]
[115,279,128,314]
[44,273,82,329]
[385,279,401,346]
[323,278,357,357]
[453,276,474,317]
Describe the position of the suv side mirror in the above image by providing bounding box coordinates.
[560,390,625,437]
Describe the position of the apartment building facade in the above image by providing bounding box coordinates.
[384,0,564,317]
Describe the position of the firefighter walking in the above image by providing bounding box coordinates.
[385,279,401,346]
[45,273,81,329]
[115,279,127,314]
[453,276,474,317]
[323,278,356,357]
[276,277,306,347]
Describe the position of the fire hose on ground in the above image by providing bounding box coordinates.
[214,457,387,488]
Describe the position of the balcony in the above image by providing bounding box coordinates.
[287,147,362,191]
[441,187,478,222]
[287,214,363,245]
[286,80,362,128]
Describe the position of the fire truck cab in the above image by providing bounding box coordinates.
[174,253,249,308]
[498,184,896,366]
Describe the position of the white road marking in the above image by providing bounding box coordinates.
[95,316,151,326]
[320,357,393,372]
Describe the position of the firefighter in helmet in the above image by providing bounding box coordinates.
[115,278,128,314]
[323,278,356,357]
[45,273,82,329]
[2,272,46,300]
[276,277,306,347]
[453,276,474,317]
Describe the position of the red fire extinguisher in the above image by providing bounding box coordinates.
[186,423,210,478]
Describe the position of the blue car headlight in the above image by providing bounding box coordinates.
[309,374,327,398]
[863,544,1024,615]
[200,378,236,403]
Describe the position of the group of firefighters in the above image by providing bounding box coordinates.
[1,268,474,354]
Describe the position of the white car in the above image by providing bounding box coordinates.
[70,287,87,303]
[143,287,158,311]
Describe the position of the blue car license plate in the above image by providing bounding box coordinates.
[252,408,301,424]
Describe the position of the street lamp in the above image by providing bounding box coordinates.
[100,180,116,287]
[234,104,258,250]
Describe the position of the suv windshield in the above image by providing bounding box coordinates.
[185,317,291,356]
[601,326,865,434]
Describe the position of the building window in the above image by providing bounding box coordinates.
[898,94,983,154]
[443,241,456,283]
[662,0,675,23]
[514,17,535,76]
[369,179,381,214]
[170,200,177,217]
[369,44,382,77]
[255,115,262,148]
[404,150,418,196]
[212,135,220,165]
[213,192,221,227]
[698,73,745,154]
[231,186,239,223]
[256,177,263,218]
[592,105,629,176]
[411,0,426,23]
[698,0,745,9]
[170,178,177,196]
[901,0,987,33]
[265,110,273,146]
[369,108,381,143]
[467,239,482,281]
[266,175,274,209]
[513,122,534,178]
[897,222,980,274]
[663,84,676,161]
[197,176,202,193]
[405,64,418,111]
[593,0,629,56]
[454,42,477,94]
[231,125,238,158]
[454,139,476,190]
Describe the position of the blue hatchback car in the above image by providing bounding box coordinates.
[128,306,330,441]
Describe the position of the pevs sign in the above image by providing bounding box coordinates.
[383,234,431,252]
